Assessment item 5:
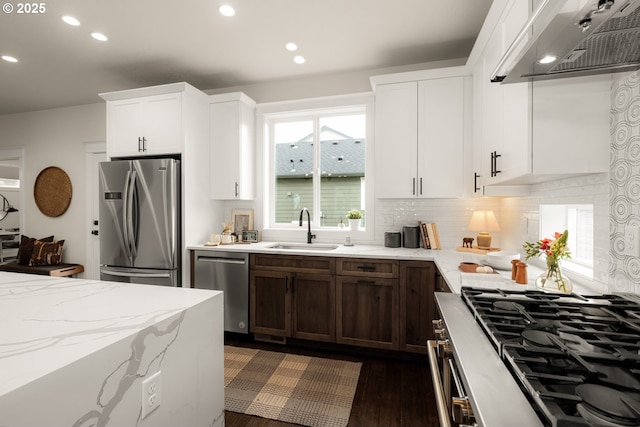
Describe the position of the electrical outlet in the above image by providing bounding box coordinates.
[383,214,394,226]
[141,371,162,419]
[625,225,640,257]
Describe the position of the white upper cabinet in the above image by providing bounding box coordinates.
[209,92,256,200]
[472,0,610,191]
[374,82,418,199]
[373,69,465,199]
[476,0,530,187]
[418,77,464,198]
[100,82,205,159]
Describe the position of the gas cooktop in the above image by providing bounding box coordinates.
[461,287,640,427]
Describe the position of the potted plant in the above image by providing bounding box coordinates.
[346,209,363,231]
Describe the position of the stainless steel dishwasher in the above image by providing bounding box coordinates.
[193,250,249,334]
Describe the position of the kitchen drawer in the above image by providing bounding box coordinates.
[250,253,335,274]
[336,258,398,278]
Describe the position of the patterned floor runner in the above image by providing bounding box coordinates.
[224,345,362,427]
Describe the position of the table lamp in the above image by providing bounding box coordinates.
[468,210,500,250]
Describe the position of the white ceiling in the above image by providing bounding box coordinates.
[0,0,493,115]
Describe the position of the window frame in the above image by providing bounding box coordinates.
[539,203,594,280]
[256,93,375,243]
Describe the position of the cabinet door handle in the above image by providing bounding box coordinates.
[142,137,147,152]
[285,276,289,293]
[494,151,501,176]
[474,173,480,193]
[138,137,143,152]
[490,151,495,177]
[412,178,416,195]
[356,265,376,271]
[420,177,423,196]
[235,182,239,197]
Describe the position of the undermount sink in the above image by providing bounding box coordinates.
[267,243,339,251]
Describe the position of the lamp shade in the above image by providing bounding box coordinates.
[468,210,500,250]
[468,210,500,232]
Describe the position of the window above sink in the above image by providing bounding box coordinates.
[257,93,375,244]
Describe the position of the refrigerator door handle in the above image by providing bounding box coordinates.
[102,269,171,279]
[122,169,132,260]
[129,169,138,258]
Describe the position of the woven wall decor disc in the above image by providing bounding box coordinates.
[34,166,72,217]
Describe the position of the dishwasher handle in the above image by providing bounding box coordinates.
[196,256,247,265]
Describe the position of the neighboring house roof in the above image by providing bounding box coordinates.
[276,126,365,178]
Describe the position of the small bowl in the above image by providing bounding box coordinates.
[484,251,520,270]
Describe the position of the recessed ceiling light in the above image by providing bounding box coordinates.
[294,55,305,64]
[2,55,18,63]
[61,15,80,26]
[538,55,558,64]
[285,42,298,52]
[219,4,235,17]
[91,32,108,42]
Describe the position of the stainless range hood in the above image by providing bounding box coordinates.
[491,0,640,84]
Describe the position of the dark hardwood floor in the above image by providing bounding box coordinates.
[224,337,440,427]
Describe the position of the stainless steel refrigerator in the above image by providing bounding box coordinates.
[99,158,181,286]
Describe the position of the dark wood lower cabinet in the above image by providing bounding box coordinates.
[399,260,436,353]
[250,269,289,336]
[250,255,335,342]
[292,273,335,342]
[250,254,443,354]
[336,276,399,350]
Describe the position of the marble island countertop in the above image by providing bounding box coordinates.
[0,272,225,427]
[190,241,608,296]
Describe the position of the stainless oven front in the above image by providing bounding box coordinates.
[427,320,476,427]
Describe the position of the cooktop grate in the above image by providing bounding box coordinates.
[461,287,640,427]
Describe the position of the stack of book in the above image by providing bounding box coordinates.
[418,221,441,250]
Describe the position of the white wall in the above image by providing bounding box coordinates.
[0,103,105,271]
[204,58,466,103]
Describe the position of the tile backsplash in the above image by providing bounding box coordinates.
[609,71,640,293]
[374,197,501,249]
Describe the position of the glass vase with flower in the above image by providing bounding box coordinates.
[523,230,573,294]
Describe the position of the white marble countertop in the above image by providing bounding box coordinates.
[189,242,607,295]
[0,272,221,398]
